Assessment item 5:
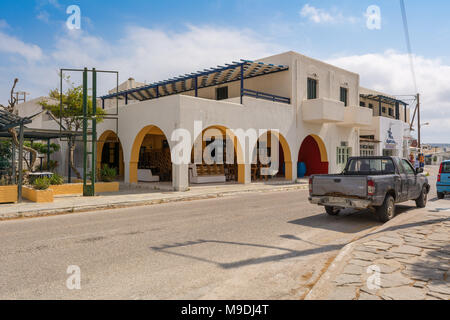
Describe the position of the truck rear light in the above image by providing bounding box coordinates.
[368,179,375,196]
[309,177,313,194]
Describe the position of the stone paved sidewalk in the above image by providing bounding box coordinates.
[0,181,308,220]
[307,205,450,300]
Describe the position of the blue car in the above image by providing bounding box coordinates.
[437,160,450,199]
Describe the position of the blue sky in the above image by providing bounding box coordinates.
[1,0,450,142]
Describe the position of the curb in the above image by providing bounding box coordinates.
[0,184,308,221]
[304,242,355,300]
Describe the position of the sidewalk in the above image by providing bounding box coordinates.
[0,181,308,220]
[306,201,450,300]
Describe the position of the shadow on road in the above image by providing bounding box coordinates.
[287,209,380,234]
[150,239,344,270]
[149,201,447,271]
[287,204,420,234]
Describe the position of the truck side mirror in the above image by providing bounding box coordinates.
[416,167,424,174]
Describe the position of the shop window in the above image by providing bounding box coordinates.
[388,108,394,116]
[360,101,366,107]
[216,87,228,100]
[368,103,374,109]
[340,87,348,106]
[307,78,317,99]
[382,107,386,113]
[337,146,352,166]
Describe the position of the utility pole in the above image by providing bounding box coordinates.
[417,93,420,150]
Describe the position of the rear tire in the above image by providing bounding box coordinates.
[376,194,396,223]
[325,206,340,216]
[415,186,428,208]
[437,192,445,200]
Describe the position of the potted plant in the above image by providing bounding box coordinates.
[100,164,117,182]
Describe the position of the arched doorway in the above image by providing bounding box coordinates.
[130,125,172,184]
[252,131,292,181]
[97,130,124,180]
[298,134,328,176]
[190,125,245,184]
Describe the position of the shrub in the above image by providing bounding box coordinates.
[0,175,11,186]
[100,164,117,182]
[49,173,64,185]
[45,160,59,172]
[33,177,50,190]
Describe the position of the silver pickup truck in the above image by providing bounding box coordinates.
[308,156,430,222]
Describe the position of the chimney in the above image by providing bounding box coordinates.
[128,77,135,89]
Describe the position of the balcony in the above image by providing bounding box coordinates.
[339,106,373,128]
[302,98,345,123]
[241,88,291,104]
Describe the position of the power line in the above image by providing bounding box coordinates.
[400,0,418,93]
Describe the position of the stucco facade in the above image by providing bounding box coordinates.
[94,51,374,190]
[17,51,401,191]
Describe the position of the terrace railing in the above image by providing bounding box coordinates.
[241,88,290,104]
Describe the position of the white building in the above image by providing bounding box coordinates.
[359,87,411,159]
[19,51,410,191]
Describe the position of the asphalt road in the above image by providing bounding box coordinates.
[0,167,442,299]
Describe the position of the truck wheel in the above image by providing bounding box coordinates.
[325,206,340,216]
[415,186,428,208]
[376,195,396,223]
[437,192,444,200]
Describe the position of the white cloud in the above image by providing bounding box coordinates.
[1,21,448,143]
[300,4,359,24]
[0,31,43,61]
[328,50,450,143]
[28,24,284,96]
[36,10,50,23]
[0,24,284,105]
[37,0,61,9]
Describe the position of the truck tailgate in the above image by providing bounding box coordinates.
[312,175,368,197]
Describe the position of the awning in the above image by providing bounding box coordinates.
[0,127,84,140]
[360,94,408,106]
[100,59,289,101]
[0,109,32,132]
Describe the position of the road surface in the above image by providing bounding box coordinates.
[0,168,442,299]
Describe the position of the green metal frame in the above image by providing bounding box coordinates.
[59,67,119,196]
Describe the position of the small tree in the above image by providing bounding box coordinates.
[0,79,39,171]
[39,77,105,179]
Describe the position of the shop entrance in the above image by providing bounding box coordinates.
[298,135,328,176]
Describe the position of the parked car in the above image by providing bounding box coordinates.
[308,156,430,222]
[437,160,450,199]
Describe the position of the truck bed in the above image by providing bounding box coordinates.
[311,175,368,198]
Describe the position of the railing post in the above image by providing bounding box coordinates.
[240,64,244,104]
[194,77,198,97]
